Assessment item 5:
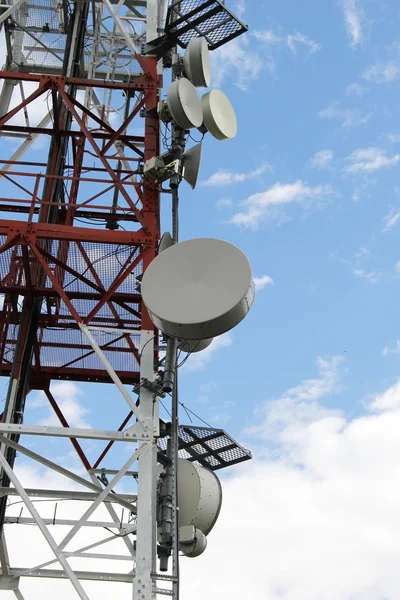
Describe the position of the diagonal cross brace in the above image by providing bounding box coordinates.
[0,452,90,600]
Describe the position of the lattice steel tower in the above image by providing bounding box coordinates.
[0,0,250,598]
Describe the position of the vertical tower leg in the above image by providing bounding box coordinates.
[134,330,158,600]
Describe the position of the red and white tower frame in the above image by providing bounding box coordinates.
[0,0,251,597]
[0,0,167,597]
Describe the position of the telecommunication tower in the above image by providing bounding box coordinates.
[0,1,252,598]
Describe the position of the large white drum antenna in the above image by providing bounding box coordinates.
[200,89,238,140]
[183,37,211,88]
[166,78,203,130]
[141,238,255,340]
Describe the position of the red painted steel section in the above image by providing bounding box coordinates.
[0,60,161,389]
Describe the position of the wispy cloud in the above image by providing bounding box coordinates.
[211,37,264,90]
[319,103,372,128]
[352,269,380,284]
[183,334,233,371]
[354,246,370,259]
[345,148,400,173]
[387,133,400,143]
[216,198,233,210]
[229,180,334,229]
[345,82,365,97]
[246,356,344,440]
[235,0,246,18]
[253,29,320,56]
[363,62,400,84]
[254,275,274,291]
[382,341,400,357]
[310,150,334,170]
[286,31,320,55]
[253,29,282,45]
[383,209,400,231]
[340,0,364,47]
[202,163,271,187]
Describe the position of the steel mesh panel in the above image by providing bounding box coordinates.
[158,425,252,471]
[166,0,247,50]
[4,326,140,373]
[10,0,67,72]
[7,0,141,76]
[0,236,142,384]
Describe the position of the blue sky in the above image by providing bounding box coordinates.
[175,0,400,433]
[3,0,400,598]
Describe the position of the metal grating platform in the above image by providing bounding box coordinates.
[165,0,248,50]
[158,425,252,471]
[0,237,142,385]
[4,0,141,78]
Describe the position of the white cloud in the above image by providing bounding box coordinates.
[254,29,320,56]
[182,359,400,600]
[319,103,372,128]
[235,0,246,17]
[345,82,365,96]
[363,62,400,84]
[229,180,334,229]
[396,261,400,273]
[215,198,233,210]
[345,147,400,173]
[246,356,344,440]
[383,209,400,231]
[202,163,271,187]
[254,275,274,291]
[33,381,91,428]
[200,381,217,394]
[183,334,233,371]
[382,341,400,357]
[11,356,400,600]
[310,149,334,170]
[370,379,400,411]
[253,29,283,45]
[352,269,380,283]
[387,133,400,143]
[341,0,364,47]
[354,245,370,259]
[211,37,264,90]
[208,413,231,426]
[286,31,320,55]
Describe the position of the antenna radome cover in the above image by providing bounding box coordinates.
[141,238,255,340]
[167,78,203,130]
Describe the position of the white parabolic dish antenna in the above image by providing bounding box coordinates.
[157,459,222,536]
[183,36,211,88]
[167,78,203,130]
[201,89,237,140]
[141,238,255,340]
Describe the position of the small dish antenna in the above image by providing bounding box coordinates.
[183,37,211,88]
[167,78,203,130]
[141,238,255,340]
[158,231,173,254]
[182,142,202,189]
[200,89,237,140]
